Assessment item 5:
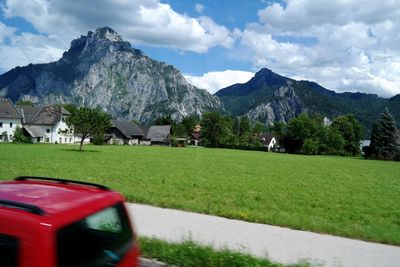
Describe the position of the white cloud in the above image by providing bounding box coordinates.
[195,3,205,14]
[235,0,400,97]
[0,25,64,71]
[185,70,255,94]
[2,0,234,53]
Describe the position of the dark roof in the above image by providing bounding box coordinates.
[140,126,150,137]
[17,106,41,123]
[257,133,275,145]
[191,132,201,140]
[18,105,69,125]
[111,120,144,139]
[146,125,171,142]
[0,98,22,119]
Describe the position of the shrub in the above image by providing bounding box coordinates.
[13,127,31,144]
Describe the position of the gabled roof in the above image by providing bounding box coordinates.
[0,98,22,119]
[111,120,144,139]
[191,132,201,140]
[18,105,69,125]
[146,125,171,142]
[257,133,275,145]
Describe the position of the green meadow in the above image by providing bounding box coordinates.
[1,143,399,245]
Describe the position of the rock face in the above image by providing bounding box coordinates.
[216,68,304,124]
[0,27,222,123]
[215,68,400,133]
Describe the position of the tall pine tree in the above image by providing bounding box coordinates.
[370,108,399,160]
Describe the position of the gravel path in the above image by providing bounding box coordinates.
[128,203,400,267]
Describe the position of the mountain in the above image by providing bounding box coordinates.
[0,27,222,123]
[215,68,400,134]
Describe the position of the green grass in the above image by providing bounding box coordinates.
[1,143,400,245]
[139,237,307,267]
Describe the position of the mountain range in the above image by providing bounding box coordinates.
[0,26,398,133]
[215,68,400,134]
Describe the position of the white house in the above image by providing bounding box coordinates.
[18,105,76,144]
[256,133,277,151]
[0,98,23,142]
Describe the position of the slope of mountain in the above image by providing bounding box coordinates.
[0,27,222,123]
[215,68,399,133]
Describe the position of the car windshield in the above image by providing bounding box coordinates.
[57,202,133,267]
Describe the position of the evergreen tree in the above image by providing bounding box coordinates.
[13,127,31,143]
[370,108,399,160]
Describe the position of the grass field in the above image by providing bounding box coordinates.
[1,143,399,245]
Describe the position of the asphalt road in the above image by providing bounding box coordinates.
[128,203,400,267]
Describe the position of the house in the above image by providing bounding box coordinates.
[0,98,23,142]
[188,132,201,146]
[256,133,277,151]
[105,120,144,145]
[18,105,75,144]
[144,125,171,146]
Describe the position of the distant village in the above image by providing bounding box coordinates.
[0,98,277,150]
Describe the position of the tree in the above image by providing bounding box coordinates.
[271,121,285,145]
[63,103,77,114]
[181,115,200,136]
[252,122,266,135]
[201,112,232,147]
[370,108,399,160]
[13,127,30,143]
[331,114,363,156]
[154,114,173,125]
[66,107,111,151]
[283,113,323,153]
[16,100,33,106]
[324,127,345,155]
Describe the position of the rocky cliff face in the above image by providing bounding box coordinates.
[0,27,222,123]
[215,68,400,133]
[246,81,303,124]
[216,68,304,124]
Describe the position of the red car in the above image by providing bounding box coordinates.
[0,176,140,267]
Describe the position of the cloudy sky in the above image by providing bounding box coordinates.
[0,0,399,97]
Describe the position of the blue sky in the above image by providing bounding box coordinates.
[1,0,400,96]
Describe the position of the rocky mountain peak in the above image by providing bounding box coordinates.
[0,27,222,123]
[89,26,124,42]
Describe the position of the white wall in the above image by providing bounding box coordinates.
[268,138,277,151]
[0,118,22,142]
[52,116,76,144]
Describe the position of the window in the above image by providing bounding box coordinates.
[46,128,50,133]
[57,203,133,267]
[9,135,12,141]
[0,234,19,267]
[9,123,12,128]
[0,122,2,128]
[45,138,50,143]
